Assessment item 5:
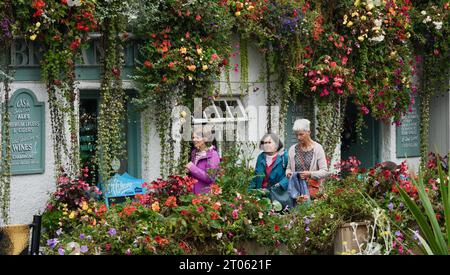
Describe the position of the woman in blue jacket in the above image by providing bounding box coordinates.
[249,133,289,190]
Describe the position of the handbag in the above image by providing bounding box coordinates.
[269,183,294,210]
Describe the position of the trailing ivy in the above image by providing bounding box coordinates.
[95,1,128,181]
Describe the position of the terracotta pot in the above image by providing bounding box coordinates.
[334,221,370,255]
[0,224,30,255]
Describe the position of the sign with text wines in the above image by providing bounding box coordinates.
[8,89,45,174]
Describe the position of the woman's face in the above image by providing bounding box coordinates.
[261,136,277,153]
[296,131,310,144]
[193,132,206,149]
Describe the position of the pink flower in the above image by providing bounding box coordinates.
[361,106,369,115]
[197,206,204,213]
[320,88,329,97]
[232,209,238,220]
[211,53,219,61]
[332,77,343,87]
[341,56,348,65]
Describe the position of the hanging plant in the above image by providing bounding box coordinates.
[132,0,233,177]
[410,1,449,167]
[94,0,132,181]
[0,0,13,224]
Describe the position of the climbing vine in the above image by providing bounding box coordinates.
[95,0,131,181]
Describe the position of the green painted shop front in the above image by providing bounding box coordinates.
[285,96,380,168]
[11,39,142,184]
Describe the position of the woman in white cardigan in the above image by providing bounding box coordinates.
[286,119,329,198]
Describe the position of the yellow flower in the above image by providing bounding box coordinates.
[180,47,187,54]
[196,48,203,55]
[354,0,360,6]
[202,65,208,71]
[187,65,196,72]
[358,36,365,42]
[81,201,89,211]
[151,202,160,212]
[235,11,241,17]
[343,14,348,25]
[36,22,41,28]
[352,11,359,17]
[366,4,374,11]
[346,21,354,27]
[29,34,37,41]
[63,211,68,216]
[247,5,254,12]
[69,211,76,219]
[87,209,92,214]
[361,15,367,21]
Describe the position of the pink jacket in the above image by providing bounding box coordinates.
[188,146,221,194]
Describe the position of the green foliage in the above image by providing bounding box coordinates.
[398,157,450,255]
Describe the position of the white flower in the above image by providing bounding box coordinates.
[330,214,334,219]
[258,212,263,219]
[421,10,427,15]
[374,19,383,27]
[423,16,432,23]
[370,35,385,43]
[216,232,223,240]
[433,21,443,30]
[67,0,82,7]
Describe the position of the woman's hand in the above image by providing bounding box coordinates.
[286,171,292,178]
[186,162,194,173]
[299,171,311,180]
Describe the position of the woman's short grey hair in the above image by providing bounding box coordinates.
[293,119,311,132]
[259,133,284,151]
[193,124,215,143]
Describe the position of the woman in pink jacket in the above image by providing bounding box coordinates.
[186,126,221,194]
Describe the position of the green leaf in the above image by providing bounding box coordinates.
[272,200,282,212]
[413,174,448,254]
[397,185,441,253]
[436,156,450,247]
[411,229,434,255]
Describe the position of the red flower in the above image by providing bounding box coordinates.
[61,0,67,4]
[395,213,401,222]
[105,243,111,251]
[210,212,219,220]
[221,58,229,66]
[161,75,167,82]
[293,9,298,17]
[181,210,189,216]
[154,236,169,246]
[192,198,201,205]
[144,60,153,69]
[195,15,202,21]
[121,205,137,216]
[436,213,442,220]
[274,224,280,232]
[197,206,204,213]
[112,67,120,77]
[33,0,45,9]
[185,32,190,39]
[70,38,81,51]
[179,241,190,253]
[164,196,177,208]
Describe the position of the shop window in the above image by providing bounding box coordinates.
[79,90,141,185]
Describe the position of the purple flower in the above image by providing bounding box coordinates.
[47,238,58,249]
[305,237,310,242]
[56,228,63,236]
[399,203,404,209]
[388,202,394,211]
[79,234,85,240]
[412,230,420,241]
[125,248,132,255]
[303,217,311,225]
[80,246,88,253]
[108,228,117,236]
[58,247,65,255]
[305,227,310,232]
[395,231,403,237]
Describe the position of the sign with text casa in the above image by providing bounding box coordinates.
[8,89,45,175]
